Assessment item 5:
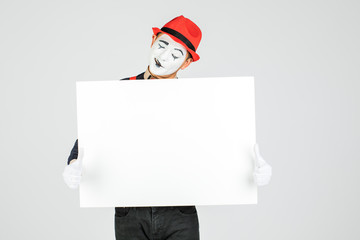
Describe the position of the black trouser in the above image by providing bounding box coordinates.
[115,206,199,240]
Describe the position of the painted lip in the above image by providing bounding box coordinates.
[154,58,163,68]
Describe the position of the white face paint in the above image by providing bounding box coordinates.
[149,33,188,76]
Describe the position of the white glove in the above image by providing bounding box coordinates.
[253,143,272,186]
[63,148,84,189]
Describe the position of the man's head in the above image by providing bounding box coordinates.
[149,33,193,76]
[148,15,202,78]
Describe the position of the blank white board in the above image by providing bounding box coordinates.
[77,77,257,207]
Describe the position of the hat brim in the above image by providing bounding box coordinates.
[152,27,200,62]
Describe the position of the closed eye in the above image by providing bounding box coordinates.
[158,44,165,49]
[172,54,179,60]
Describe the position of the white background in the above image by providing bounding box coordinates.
[1,0,359,239]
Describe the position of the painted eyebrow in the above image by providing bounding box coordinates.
[174,48,184,55]
[159,40,169,45]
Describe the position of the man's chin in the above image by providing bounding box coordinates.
[149,65,170,76]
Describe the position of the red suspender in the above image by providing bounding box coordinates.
[130,76,136,80]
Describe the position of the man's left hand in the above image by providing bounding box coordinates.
[253,143,272,186]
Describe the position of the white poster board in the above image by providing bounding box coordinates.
[77,77,257,207]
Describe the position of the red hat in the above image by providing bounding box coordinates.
[152,15,202,62]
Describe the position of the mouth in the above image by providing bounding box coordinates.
[154,58,163,68]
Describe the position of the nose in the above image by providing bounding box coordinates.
[159,48,172,61]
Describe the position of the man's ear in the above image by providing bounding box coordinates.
[180,57,193,70]
[150,34,157,47]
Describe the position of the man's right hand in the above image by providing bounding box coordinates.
[63,148,84,189]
